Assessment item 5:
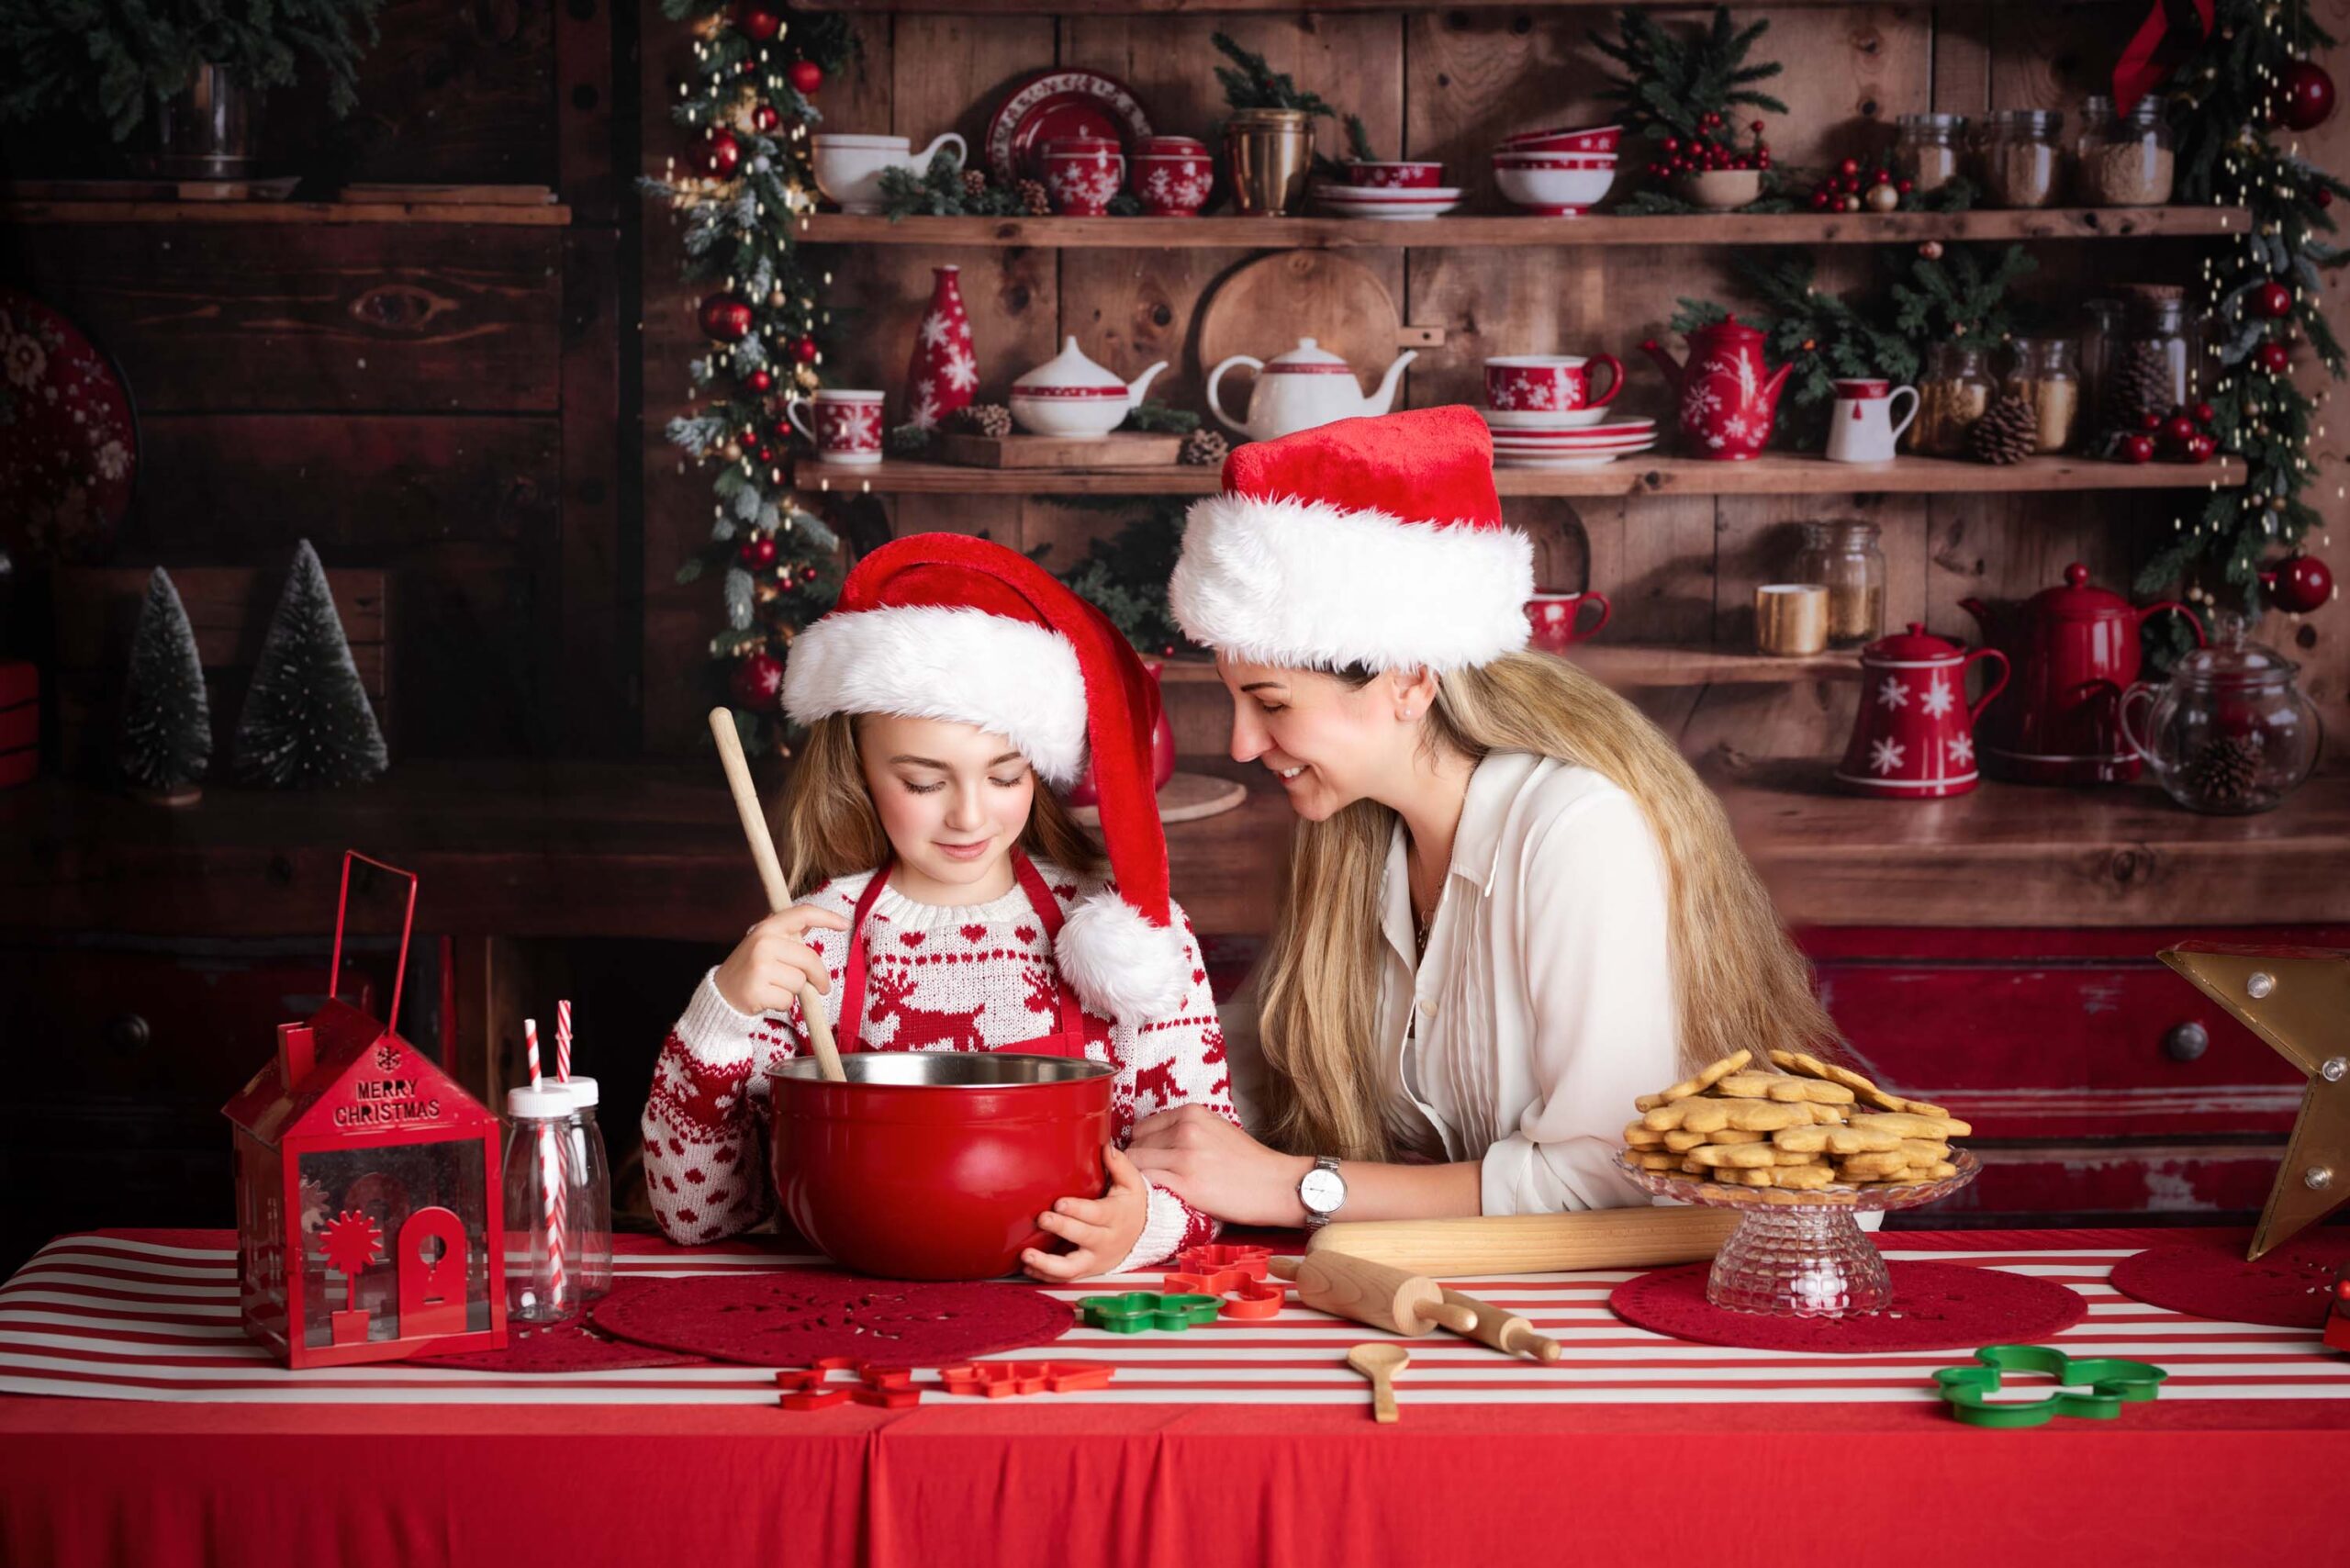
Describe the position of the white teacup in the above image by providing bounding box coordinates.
[810,132,967,216]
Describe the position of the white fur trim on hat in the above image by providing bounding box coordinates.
[782,604,1089,784]
[1055,890,1192,1029]
[1169,492,1536,672]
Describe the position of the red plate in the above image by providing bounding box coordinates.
[988,70,1154,185]
[0,287,138,564]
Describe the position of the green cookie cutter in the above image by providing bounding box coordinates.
[1932,1344,2169,1428]
[1077,1292,1222,1333]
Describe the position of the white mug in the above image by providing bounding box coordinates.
[810,131,967,216]
[1827,378,1920,464]
[786,389,886,465]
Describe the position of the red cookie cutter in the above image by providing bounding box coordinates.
[1217,1276,1292,1320]
[936,1361,1117,1397]
[776,1358,926,1410]
[1172,1243,1271,1280]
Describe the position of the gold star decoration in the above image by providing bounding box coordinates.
[2160,944,2350,1260]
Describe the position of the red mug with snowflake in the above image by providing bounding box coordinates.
[1044,136,1125,218]
[786,389,886,466]
[1524,589,1612,653]
[1484,353,1623,416]
[1834,622,2009,800]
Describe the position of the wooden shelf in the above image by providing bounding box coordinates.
[5,759,2344,935]
[800,453,2247,498]
[794,207,2244,251]
[1,200,572,227]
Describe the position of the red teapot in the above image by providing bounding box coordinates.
[1836,622,2009,799]
[1641,316,1793,461]
[1960,564,2204,785]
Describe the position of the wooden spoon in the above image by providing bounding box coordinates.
[1346,1342,1409,1424]
[707,708,845,1083]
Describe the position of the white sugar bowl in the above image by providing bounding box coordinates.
[1008,336,1169,439]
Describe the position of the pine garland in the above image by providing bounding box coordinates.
[1211,33,1337,118]
[878,150,1026,218]
[2134,0,2349,616]
[642,2,858,755]
[1031,498,1195,657]
[1592,7,1787,151]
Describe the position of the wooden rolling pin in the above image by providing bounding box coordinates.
[707,708,845,1083]
[1268,1252,1478,1338]
[1438,1287,1561,1362]
[1304,1207,1738,1276]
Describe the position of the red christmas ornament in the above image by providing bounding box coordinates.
[2122,432,2157,465]
[792,335,820,365]
[739,533,778,569]
[731,650,786,710]
[2162,411,2199,447]
[2191,401,2215,426]
[2319,186,2336,209]
[2257,340,2293,375]
[745,368,774,394]
[2265,552,2334,614]
[788,61,823,96]
[801,565,820,584]
[701,129,743,179]
[2278,59,2337,132]
[2253,278,2295,319]
[2141,410,2166,432]
[2183,431,2218,464]
[698,295,754,342]
[735,5,782,41]
[752,102,781,135]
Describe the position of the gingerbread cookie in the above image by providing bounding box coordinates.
[1847,1111,1973,1141]
[1772,1123,1905,1156]
[1714,1071,1856,1106]
[1633,1049,1752,1111]
[1769,1047,1952,1118]
[1662,1126,1768,1152]
[1642,1097,1812,1135]
[1623,1121,1667,1148]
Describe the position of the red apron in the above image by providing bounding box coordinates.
[834,850,1090,1058]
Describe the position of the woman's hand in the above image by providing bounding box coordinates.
[711,904,851,1014]
[1127,1105,1313,1227]
[1023,1145,1147,1282]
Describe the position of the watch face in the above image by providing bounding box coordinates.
[1300,1166,1345,1214]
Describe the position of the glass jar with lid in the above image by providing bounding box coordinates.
[2076,94,2175,206]
[2121,613,2322,814]
[1909,342,1998,455]
[2104,285,2192,432]
[2005,336,2082,454]
[2078,298,2124,434]
[1982,109,2064,207]
[1793,519,1886,648]
[1891,113,1967,195]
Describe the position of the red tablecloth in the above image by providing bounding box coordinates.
[4,1226,2346,1566]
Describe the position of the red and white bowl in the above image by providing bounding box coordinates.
[1485,416,1655,442]
[1340,160,1446,189]
[1498,122,1622,156]
[1492,147,1617,216]
[1132,136,1213,217]
[1485,405,1629,430]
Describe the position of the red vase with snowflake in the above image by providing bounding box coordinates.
[1835,622,2009,800]
[903,265,978,431]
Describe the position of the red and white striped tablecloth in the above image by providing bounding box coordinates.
[4,1227,2347,1568]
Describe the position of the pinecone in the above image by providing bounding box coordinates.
[2182,733,2266,808]
[1968,391,2038,465]
[961,168,990,203]
[1180,427,1229,466]
[2102,340,2177,437]
[954,403,1013,438]
[1016,178,1051,217]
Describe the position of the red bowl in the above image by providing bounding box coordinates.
[1341,160,1445,188]
[1499,122,1623,155]
[768,1053,1113,1280]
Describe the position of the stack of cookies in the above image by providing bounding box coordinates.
[1620,1048,1970,1192]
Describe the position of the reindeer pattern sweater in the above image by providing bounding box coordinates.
[642,860,1235,1272]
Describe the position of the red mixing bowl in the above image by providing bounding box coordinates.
[768,1052,1114,1280]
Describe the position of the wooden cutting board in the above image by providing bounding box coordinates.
[1196,252,1429,404]
[932,431,1181,469]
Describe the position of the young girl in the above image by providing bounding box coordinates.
[642,533,1236,1278]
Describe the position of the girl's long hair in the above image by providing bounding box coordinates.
[1251,649,1841,1161]
[778,712,1106,893]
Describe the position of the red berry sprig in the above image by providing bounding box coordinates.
[1806,156,1914,213]
[1645,116,1774,184]
[2121,402,2220,465]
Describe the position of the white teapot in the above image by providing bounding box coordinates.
[1008,336,1169,440]
[1206,337,1416,442]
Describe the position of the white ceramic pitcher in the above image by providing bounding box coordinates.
[1826,377,1920,465]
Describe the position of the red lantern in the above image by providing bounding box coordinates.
[2257,340,2293,375]
[699,294,755,342]
[2263,552,2333,613]
[735,4,781,41]
[224,854,506,1368]
[2254,279,2295,319]
[752,102,781,135]
[2278,60,2337,131]
[731,650,785,709]
[701,129,743,179]
[788,61,823,96]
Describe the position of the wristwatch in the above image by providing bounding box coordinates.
[1299,1156,1347,1230]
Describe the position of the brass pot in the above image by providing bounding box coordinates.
[1224,110,1315,217]
[131,63,263,180]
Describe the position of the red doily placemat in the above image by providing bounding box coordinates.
[411,1280,711,1374]
[2108,1230,2350,1329]
[592,1269,1074,1367]
[1610,1260,2087,1351]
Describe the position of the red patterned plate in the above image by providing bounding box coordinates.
[0,287,138,564]
[988,69,1154,185]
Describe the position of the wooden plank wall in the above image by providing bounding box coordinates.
[638,1,2348,769]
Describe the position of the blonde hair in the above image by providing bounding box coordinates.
[779,712,1106,893]
[1252,649,1841,1162]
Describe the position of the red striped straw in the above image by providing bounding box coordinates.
[555,1000,572,1084]
[525,1016,543,1092]
[521,1015,563,1308]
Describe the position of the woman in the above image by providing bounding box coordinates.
[1126,405,1840,1230]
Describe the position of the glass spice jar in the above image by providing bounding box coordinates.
[2005,336,2082,454]
[2122,613,2322,815]
[1794,519,1887,648]
[2078,298,2124,433]
[2104,285,2193,432]
[1982,109,2064,208]
[1909,342,1998,455]
[2076,94,2175,207]
[1891,113,1967,195]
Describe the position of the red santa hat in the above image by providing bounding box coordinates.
[782,532,1188,1026]
[1169,405,1534,671]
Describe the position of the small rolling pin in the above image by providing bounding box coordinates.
[707,707,845,1083]
[1304,1207,1738,1276]
[1268,1252,1477,1338]
[1438,1287,1561,1363]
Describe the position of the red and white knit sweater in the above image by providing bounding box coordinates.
[641,860,1234,1274]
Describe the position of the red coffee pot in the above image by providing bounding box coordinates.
[1960,563,2204,784]
[1641,315,1793,461]
[1836,622,2009,799]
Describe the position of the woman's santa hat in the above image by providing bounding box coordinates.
[1169,405,1533,671]
[782,532,1189,1026]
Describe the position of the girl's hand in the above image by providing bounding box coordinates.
[1023,1145,1147,1282]
[1127,1105,1313,1227]
[711,904,851,1014]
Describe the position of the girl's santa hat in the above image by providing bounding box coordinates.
[1169,405,1533,671]
[781,532,1188,1026]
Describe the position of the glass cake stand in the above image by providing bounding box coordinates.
[1615,1148,1980,1316]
